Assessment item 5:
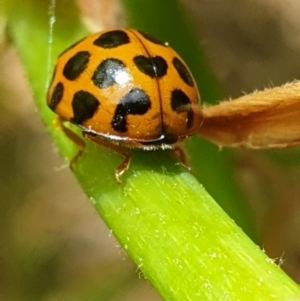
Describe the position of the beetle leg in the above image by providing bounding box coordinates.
[115,153,131,184]
[83,131,131,184]
[54,118,85,170]
[173,146,191,171]
[54,118,130,183]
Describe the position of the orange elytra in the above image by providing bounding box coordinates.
[47,28,203,182]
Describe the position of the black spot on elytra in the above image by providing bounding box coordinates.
[63,51,90,81]
[112,89,151,132]
[171,89,194,129]
[134,56,167,78]
[48,82,64,111]
[172,57,194,87]
[93,30,130,48]
[138,31,167,46]
[71,90,100,124]
[92,58,127,89]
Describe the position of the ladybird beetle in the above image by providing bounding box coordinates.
[47,29,203,183]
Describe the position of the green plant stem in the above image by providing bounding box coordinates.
[6,0,300,300]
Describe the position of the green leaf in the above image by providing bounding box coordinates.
[6,0,300,299]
